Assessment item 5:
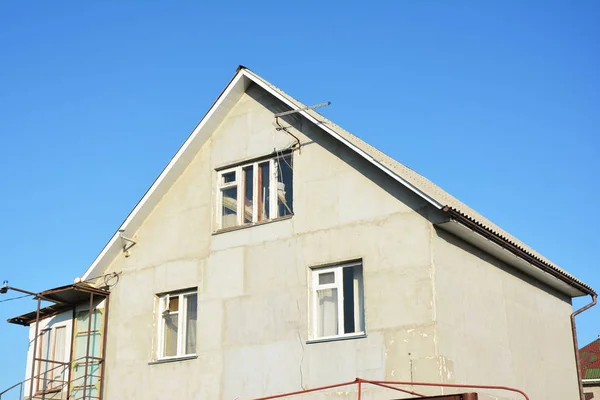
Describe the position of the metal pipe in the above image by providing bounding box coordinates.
[0,381,25,397]
[252,380,357,400]
[357,379,361,400]
[6,285,68,305]
[361,379,426,397]
[273,102,330,118]
[362,379,530,400]
[29,297,41,400]
[83,293,94,400]
[67,306,77,399]
[571,294,597,400]
[274,117,301,152]
[98,295,110,400]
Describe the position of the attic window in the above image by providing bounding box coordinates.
[216,153,293,230]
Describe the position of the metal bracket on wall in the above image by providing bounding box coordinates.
[118,230,136,258]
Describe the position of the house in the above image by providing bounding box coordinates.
[2,66,596,400]
[581,338,600,399]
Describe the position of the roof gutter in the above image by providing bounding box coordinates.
[572,294,598,400]
[441,206,595,296]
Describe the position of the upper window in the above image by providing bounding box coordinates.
[216,153,293,230]
[157,290,197,359]
[310,261,365,340]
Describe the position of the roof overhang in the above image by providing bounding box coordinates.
[436,209,592,297]
[7,283,109,326]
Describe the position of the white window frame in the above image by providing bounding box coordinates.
[310,261,365,341]
[216,154,292,230]
[156,290,197,360]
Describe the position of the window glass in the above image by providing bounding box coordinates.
[243,166,254,224]
[277,155,293,218]
[317,288,338,337]
[222,171,236,184]
[185,294,197,354]
[221,187,238,228]
[319,272,335,285]
[163,313,178,357]
[168,296,179,312]
[258,162,270,221]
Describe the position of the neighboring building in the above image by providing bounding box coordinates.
[581,338,600,400]
[2,66,596,400]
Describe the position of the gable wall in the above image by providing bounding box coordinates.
[433,229,579,399]
[100,84,442,399]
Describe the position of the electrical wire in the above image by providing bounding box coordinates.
[0,293,33,303]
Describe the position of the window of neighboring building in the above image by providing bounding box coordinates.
[310,260,365,340]
[157,290,197,359]
[216,153,293,230]
[37,325,68,393]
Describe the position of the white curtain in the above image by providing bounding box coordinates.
[317,288,338,337]
[186,294,198,354]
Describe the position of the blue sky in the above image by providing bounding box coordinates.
[1,0,598,392]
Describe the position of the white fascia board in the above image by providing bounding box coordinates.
[82,72,249,280]
[240,69,443,210]
[436,220,585,298]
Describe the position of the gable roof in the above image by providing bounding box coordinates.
[81,66,594,298]
[580,338,600,380]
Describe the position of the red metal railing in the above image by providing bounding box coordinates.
[251,377,530,400]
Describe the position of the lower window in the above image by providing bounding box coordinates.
[310,260,365,340]
[157,290,197,359]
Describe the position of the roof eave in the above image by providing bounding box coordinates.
[436,207,594,297]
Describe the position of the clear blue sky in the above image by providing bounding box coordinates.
[1,0,598,392]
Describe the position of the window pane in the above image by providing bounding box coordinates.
[258,162,270,221]
[318,272,335,285]
[185,294,197,354]
[243,166,254,224]
[222,171,236,184]
[276,155,293,217]
[343,267,356,333]
[163,313,178,357]
[342,265,364,334]
[168,296,179,312]
[221,187,238,228]
[317,288,338,337]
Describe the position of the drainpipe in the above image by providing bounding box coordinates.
[571,293,597,400]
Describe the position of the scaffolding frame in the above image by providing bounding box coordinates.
[6,283,110,400]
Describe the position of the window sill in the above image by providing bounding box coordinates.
[212,215,293,235]
[306,332,367,344]
[148,354,198,365]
